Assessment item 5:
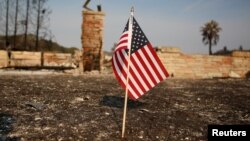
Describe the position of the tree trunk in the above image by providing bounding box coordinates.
[35,0,41,51]
[209,39,212,55]
[24,0,30,50]
[13,0,19,49]
[5,0,9,46]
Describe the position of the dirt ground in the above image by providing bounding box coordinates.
[0,73,249,141]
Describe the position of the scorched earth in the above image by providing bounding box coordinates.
[0,74,249,141]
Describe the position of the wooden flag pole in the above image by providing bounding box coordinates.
[122,7,134,138]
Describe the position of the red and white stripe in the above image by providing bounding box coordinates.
[112,43,169,100]
[115,31,129,51]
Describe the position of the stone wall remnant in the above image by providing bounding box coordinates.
[157,46,250,78]
[0,51,74,68]
[0,51,8,68]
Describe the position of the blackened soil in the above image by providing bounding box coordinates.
[0,74,249,141]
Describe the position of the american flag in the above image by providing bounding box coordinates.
[112,17,169,100]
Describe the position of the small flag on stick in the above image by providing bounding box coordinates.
[112,7,169,138]
[112,10,169,100]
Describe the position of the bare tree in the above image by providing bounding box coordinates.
[13,0,19,48]
[0,5,4,30]
[24,0,30,50]
[31,0,51,66]
[32,0,51,51]
[35,0,41,51]
[1,0,25,49]
[0,0,51,51]
[5,0,9,46]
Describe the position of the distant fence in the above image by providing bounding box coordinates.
[0,51,75,68]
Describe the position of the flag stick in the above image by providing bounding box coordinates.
[122,7,134,138]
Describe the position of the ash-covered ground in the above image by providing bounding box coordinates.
[0,74,249,141]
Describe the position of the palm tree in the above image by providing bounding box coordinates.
[201,20,222,55]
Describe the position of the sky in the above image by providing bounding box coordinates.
[48,0,250,54]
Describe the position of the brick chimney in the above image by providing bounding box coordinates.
[81,10,105,71]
